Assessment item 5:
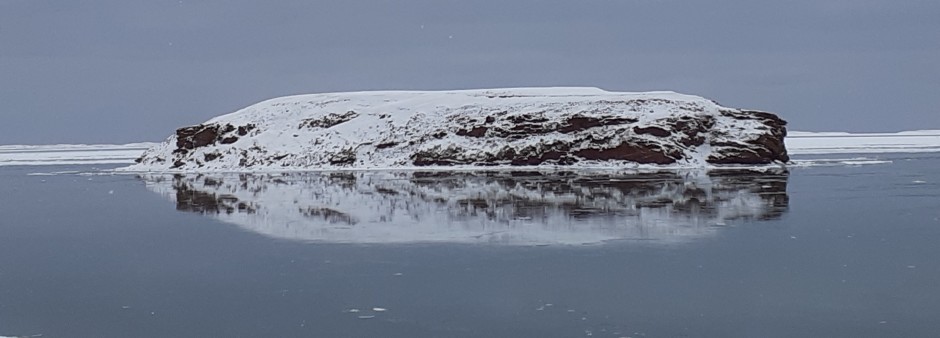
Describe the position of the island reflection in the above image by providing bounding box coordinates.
[139,170,789,245]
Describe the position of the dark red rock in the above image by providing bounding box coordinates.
[707,111,789,164]
[456,126,489,138]
[237,124,255,136]
[573,142,678,165]
[299,111,359,129]
[559,116,638,133]
[633,126,672,137]
[375,141,400,149]
[176,125,220,150]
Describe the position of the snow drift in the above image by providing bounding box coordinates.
[124,88,788,171]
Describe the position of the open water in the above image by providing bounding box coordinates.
[1,153,938,337]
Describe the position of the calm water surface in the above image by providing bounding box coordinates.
[1,154,938,337]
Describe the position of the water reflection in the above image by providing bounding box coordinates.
[139,170,788,245]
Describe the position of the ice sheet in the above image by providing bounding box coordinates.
[0,143,157,166]
[787,130,940,155]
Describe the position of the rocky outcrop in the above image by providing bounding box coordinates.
[125,88,788,171]
[707,110,789,165]
[166,123,256,167]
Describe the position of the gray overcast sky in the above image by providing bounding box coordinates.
[1,0,938,144]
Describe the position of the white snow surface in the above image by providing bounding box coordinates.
[786,130,940,154]
[0,143,157,166]
[121,87,778,172]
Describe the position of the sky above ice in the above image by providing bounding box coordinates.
[1,0,939,144]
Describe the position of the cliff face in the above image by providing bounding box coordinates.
[125,87,788,171]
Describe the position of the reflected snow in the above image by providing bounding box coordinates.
[139,170,788,245]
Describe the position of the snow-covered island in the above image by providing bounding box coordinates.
[124,87,788,171]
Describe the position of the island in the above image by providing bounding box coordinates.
[125,87,788,171]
